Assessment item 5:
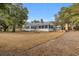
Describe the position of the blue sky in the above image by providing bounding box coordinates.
[23,3,72,22]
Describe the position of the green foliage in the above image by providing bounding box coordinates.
[55,3,79,29]
[32,19,44,23]
[40,19,44,23]
[0,3,28,32]
[32,20,40,23]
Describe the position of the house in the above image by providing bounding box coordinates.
[22,22,63,32]
[22,22,57,32]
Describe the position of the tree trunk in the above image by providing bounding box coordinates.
[65,23,69,32]
[3,26,8,32]
[71,20,74,31]
[71,25,74,31]
[20,25,23,31]
[12,24,16,32]
[4,28,7,32]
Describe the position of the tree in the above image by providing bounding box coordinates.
[32,20,40,23]
[55,7,72,30]
[0,3,28,32]
[55,4,79,30]
[0,4,12,31]
[40,19,44,23]
[12,4,28,32]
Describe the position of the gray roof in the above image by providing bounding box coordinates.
[25,22,54,26]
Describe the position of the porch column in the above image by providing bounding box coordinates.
[29,26,31,29]
[48,25,49,29]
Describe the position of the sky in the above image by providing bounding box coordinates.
[23,3,72,22]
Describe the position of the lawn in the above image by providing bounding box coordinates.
[0,32,64,55]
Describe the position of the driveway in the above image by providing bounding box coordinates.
[26,31,79,56]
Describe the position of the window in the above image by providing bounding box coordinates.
[26,26,29,29]
[42,25,44,28]
[45,25,48,28]
[39,26,41,28]
[31,26,36,29]
[49,25,53,28]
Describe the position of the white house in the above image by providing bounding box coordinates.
[22,21,63,32]
[22,22,57,32]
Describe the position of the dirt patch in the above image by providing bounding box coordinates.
[0,32,64,55]
[26,31,79,56]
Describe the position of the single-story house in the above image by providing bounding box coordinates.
[22,22,62,32]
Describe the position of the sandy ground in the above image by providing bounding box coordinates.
[0,32,63,56]
[26,31,79,56]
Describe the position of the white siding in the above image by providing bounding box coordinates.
[22,22,54,32]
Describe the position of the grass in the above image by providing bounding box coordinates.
[0,32,64,55]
